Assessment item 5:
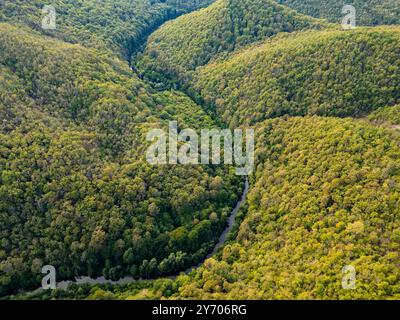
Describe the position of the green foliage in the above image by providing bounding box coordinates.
[8,279,178,300]
[0,0,213,58]
[26,117,400,300]
[2,0,400,301]
[170,117,400,299]
[138,0,327,84]
[368,104,400,127]
[276,0,400,26]
[0,23,242,296]
[192,27,400,127]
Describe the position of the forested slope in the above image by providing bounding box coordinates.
[150,24,400,298]
[141,23,400,127]
[58,2,400,300]
[32,116,400,300]
[0,23,242,296]
[169,116,400,299]
[0,0,214,59]
[138,0,327,84]
[1,0,400,301]
[276,0,400,26]
[191,27,400,126]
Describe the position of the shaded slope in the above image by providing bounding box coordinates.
[0,0,214,59]
[2,0,400,301]
[34,117,400,300]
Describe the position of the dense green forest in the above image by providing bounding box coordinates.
[1,0,400,300]
[0,16,241,296]
[170,116,400,299]
[139,4,400,126]
[22,116,400,300]
[276,0,400,26]
[0,0,214,59]
[191,27,400,127]
[137,0,328,86]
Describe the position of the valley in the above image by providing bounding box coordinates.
[0,0,399,300]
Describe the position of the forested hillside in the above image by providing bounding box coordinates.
[0,0,213,59]
[0,22,242,296]
[138,0,327,85]
[65,0,399,300]
[29,116,400,300]
[191,27,400,126]
[141,20,400,127]
[1,0,400,301]
[170,116,400,299]
[276,0,400,26]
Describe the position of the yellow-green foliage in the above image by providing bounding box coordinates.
[2,0,400,301]
[172,117,400,299]
[138,0,327,81]
[0,0,213,58]
[34,117,400,300]
[369,104,400,126]
[276,0,400,26]
[0,23,241,296]
[193,27,400,126]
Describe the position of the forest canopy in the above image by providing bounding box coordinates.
[276,0,400,26]
[1,0,399,300]
[0,0,214,58]
[137,0,328,84]
[0,22,241,296]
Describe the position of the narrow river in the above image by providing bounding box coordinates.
[25,3,250,295]
[28,178,249,293]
